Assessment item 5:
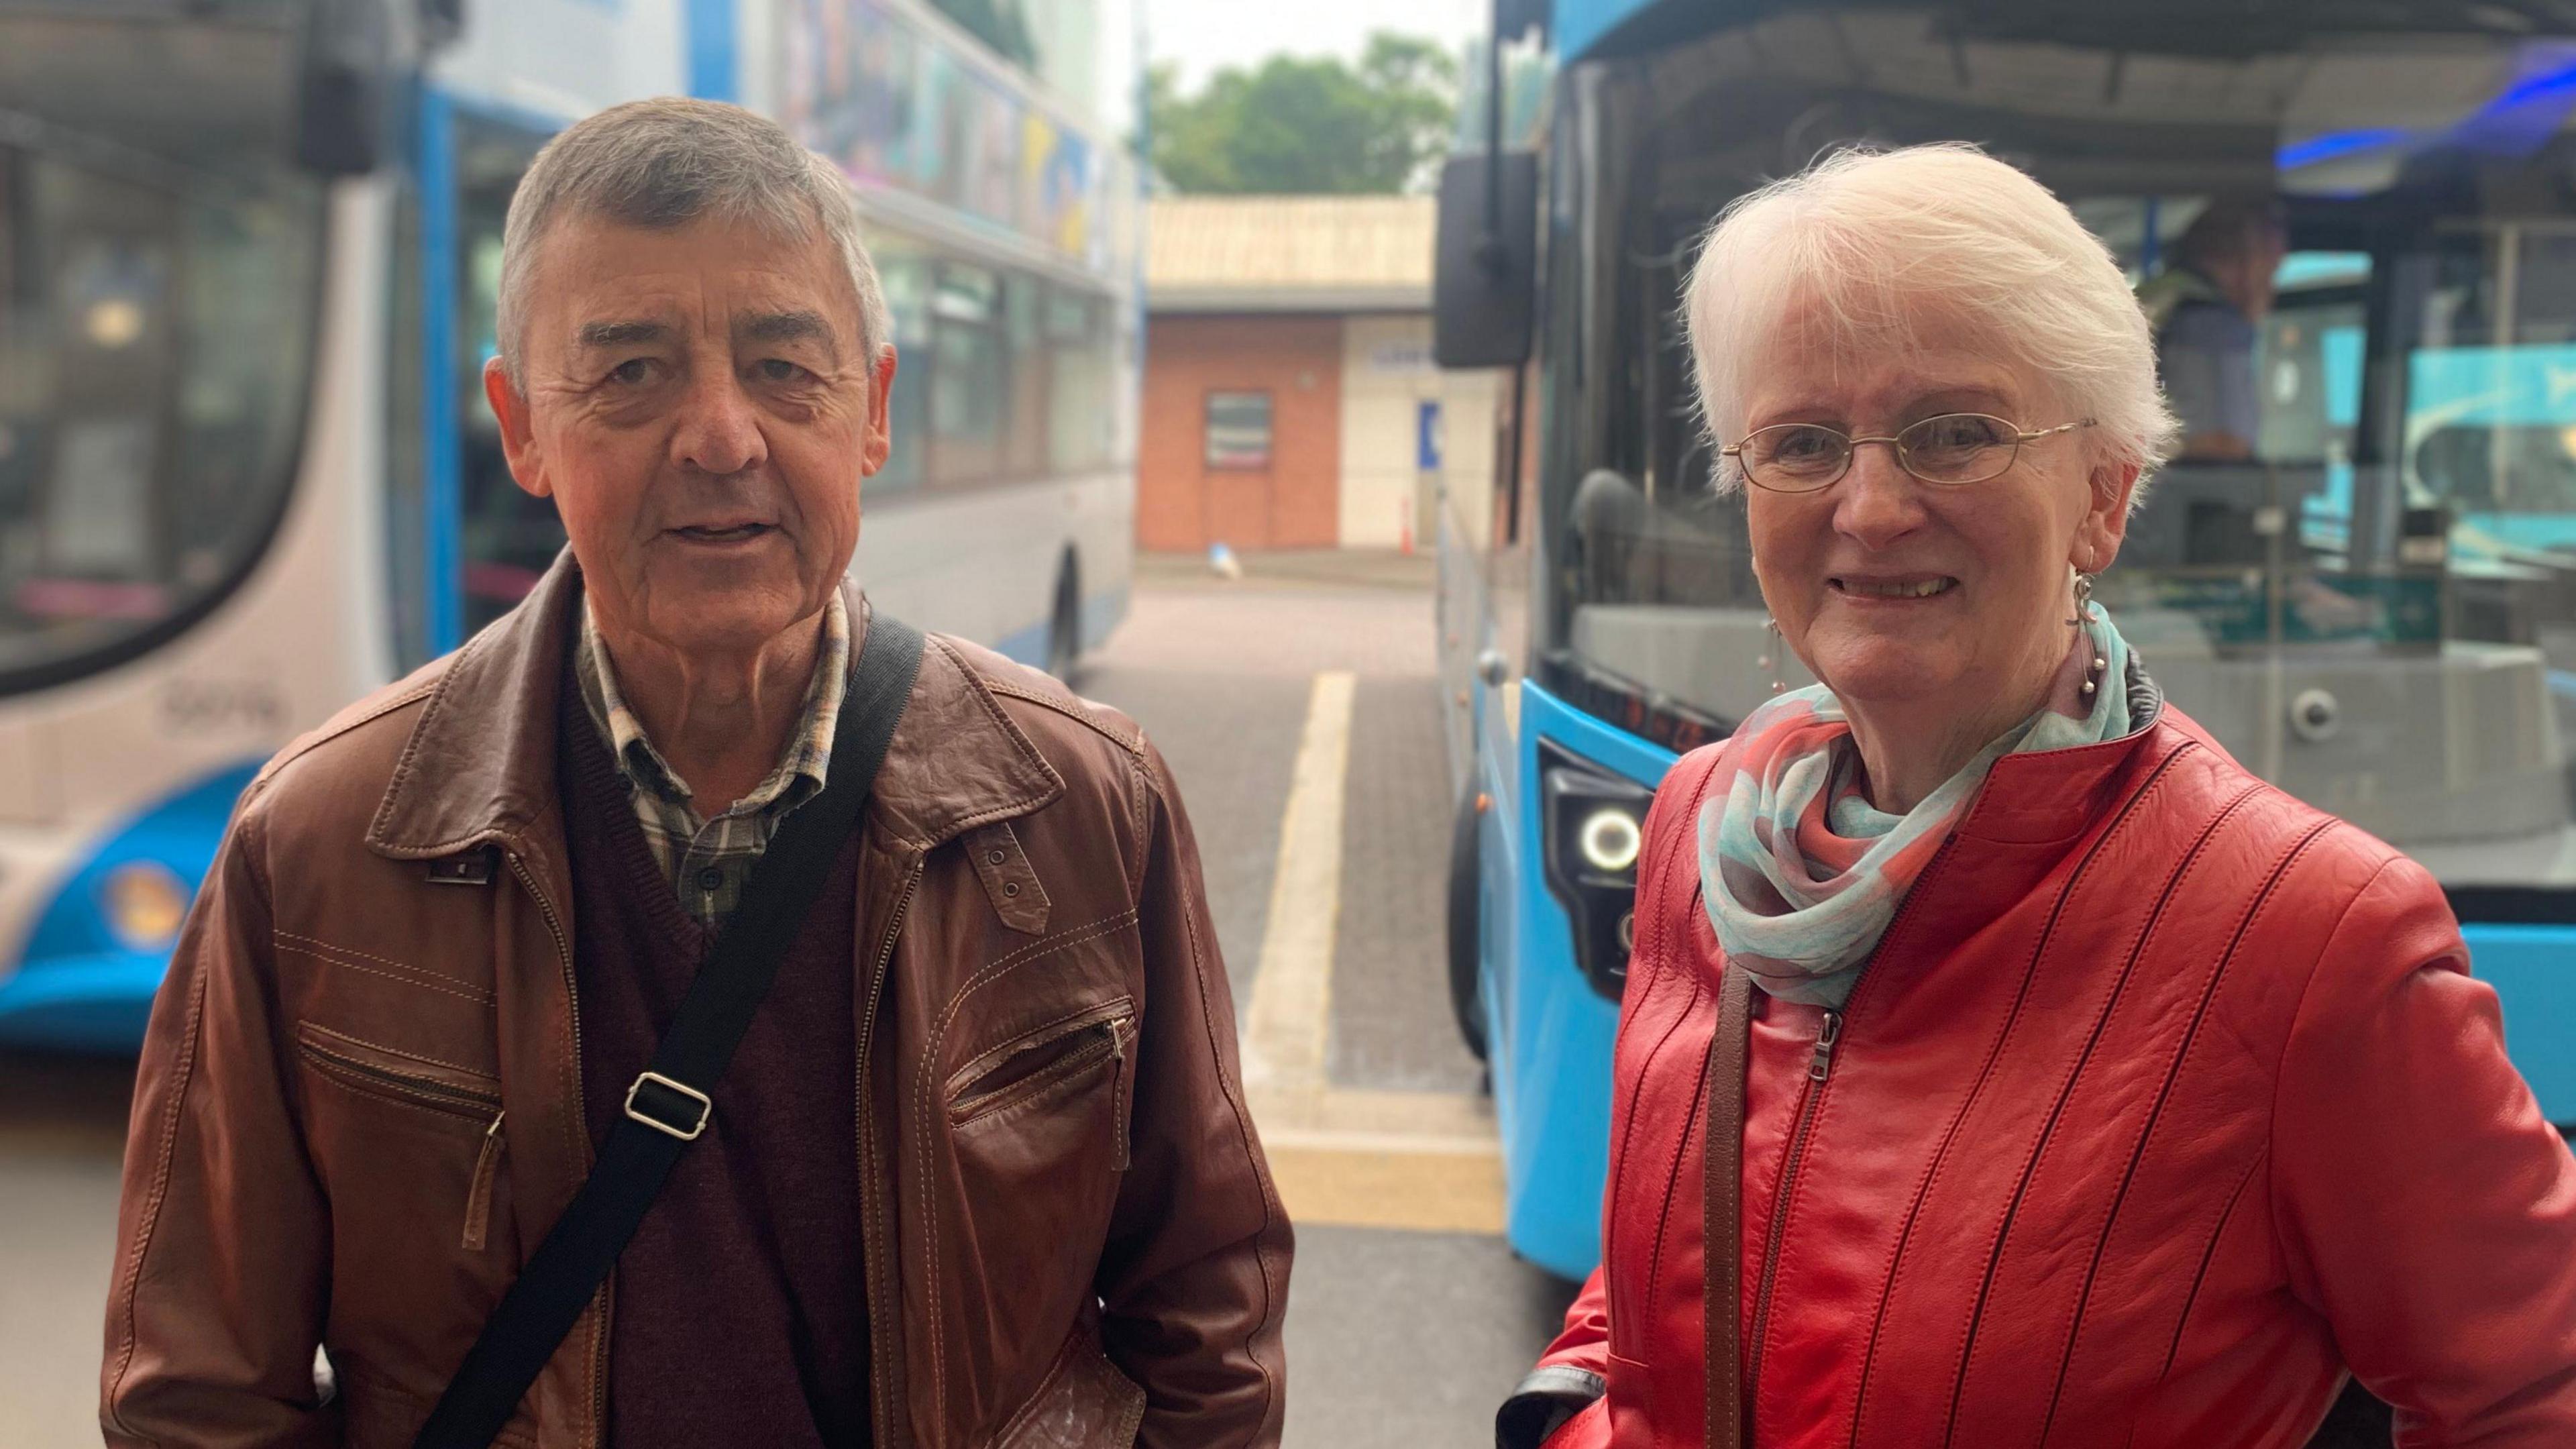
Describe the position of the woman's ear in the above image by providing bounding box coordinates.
[2077,460,2141,572]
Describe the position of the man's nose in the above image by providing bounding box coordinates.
[1831,439,1927,548]
[669,369,767,477]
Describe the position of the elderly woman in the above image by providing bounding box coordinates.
[1501,145,2576,1449]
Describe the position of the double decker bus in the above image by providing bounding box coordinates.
[0,0,1142,1049]
[1436,0,2576,1280]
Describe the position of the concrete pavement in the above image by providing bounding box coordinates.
[1082,555,1572,1447]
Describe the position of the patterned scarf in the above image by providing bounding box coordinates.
[1696,609,2135,1007]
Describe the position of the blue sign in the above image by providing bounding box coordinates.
[1417,400,1444,472]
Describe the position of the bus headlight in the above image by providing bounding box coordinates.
[1540,742,1657,1000]
[101,861,189,951]
[1578,807,1642,873]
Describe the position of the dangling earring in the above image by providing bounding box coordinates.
[1759,615,1785,694]
[2071,564,2108,698]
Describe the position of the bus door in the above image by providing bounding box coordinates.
[387,93,557,670]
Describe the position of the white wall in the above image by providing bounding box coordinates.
[1337,315,1497,549]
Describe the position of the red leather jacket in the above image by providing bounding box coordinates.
[1522,681,2576,1448]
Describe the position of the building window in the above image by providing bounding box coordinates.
[1205,391,1273,470]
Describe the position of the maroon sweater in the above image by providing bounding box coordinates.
[559,679,871,1447]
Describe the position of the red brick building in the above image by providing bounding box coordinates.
[1140,197,1495,553]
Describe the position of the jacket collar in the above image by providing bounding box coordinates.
[366,550,1060,860]
[1955,654,2176,845]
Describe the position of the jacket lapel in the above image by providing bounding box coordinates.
[860,602,1065,853]
[366,552,582,861]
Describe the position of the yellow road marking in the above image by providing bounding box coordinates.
[1261,1137,1506,1236]
[1236,671,1508,1232]
[1242,672,1354,1088]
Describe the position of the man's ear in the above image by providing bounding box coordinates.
[483,356,553,500]
[858,347,897,478]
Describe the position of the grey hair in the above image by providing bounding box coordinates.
[1683,142,2180,508]
[494,97,892,389]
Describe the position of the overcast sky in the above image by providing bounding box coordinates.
[1142,0,1489,89]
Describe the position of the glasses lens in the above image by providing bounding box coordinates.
[1743,424,1848,491]
[1900,413,2017,483]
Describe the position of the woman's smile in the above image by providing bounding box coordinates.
[1827,572,1960,602]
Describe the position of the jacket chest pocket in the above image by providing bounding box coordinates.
[946,997,1136,1172]
[294,1022,510,1253]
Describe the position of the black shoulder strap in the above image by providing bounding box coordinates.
[413,614,927,1449]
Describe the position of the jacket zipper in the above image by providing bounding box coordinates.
[1742,1006,1841,1399]
[505,846,606,1444]
[859,859,925,1448]
[948,1011,1135,1129]
[1738,830,1961,1428]
[301,1042,500,1120]
[1109,1020,1132,1173]
[463,1111,507,1252]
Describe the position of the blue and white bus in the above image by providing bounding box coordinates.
[0,0,1142,1049]
[1436,0,2576,1281]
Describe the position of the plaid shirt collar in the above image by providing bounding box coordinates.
[572,591,851,924]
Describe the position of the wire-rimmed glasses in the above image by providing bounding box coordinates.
[1721,413,2095,493]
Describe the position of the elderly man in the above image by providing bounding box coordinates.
[101,98,1289,1449]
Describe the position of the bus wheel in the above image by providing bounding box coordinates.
[1448,791,1490,1063]
[1046,557,1081,682]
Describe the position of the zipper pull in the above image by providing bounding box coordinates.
[462,1111,505,1252]
[1809,1010,1843,1083]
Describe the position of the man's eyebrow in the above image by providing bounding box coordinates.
[737,309,837,351]
[574,319,671,350]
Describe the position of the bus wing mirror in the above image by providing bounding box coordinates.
[1434,150,1539,370]
[292,0,392,177]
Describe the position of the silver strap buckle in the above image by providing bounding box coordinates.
[623,1071,712,1141]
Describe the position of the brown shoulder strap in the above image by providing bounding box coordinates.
[1704,965,1754,1449]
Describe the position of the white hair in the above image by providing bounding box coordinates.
[1682,143,2179,506]
[494,97,892,390]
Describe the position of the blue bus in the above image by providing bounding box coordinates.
[0,0,1141,1049]
[1435,0,2576,1281]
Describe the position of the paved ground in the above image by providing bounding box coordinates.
[0,551,1572,1448]
[1089,551,1572,1448]
[0,1050,131,1446]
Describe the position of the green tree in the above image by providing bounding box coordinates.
[1149,33,1459,195]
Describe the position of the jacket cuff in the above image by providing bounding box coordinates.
[1495,1366,1607,1449]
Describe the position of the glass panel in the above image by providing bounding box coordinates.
[455,120,560,638]
[0,139,321,686]
[930,262,1008,484]
[1004,274,1045,477]
[1205,392,1273,470]
[1538,68,2576,890]
[871,234,932,495]
[1045,284,1116,473]
[2111,250,2379,657]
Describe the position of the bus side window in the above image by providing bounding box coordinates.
[871,240,932,494]
[930,261,1008,486]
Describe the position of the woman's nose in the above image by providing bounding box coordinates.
[1832,441,1925,547]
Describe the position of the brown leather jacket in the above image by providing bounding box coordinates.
[101,559,1291,1448]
